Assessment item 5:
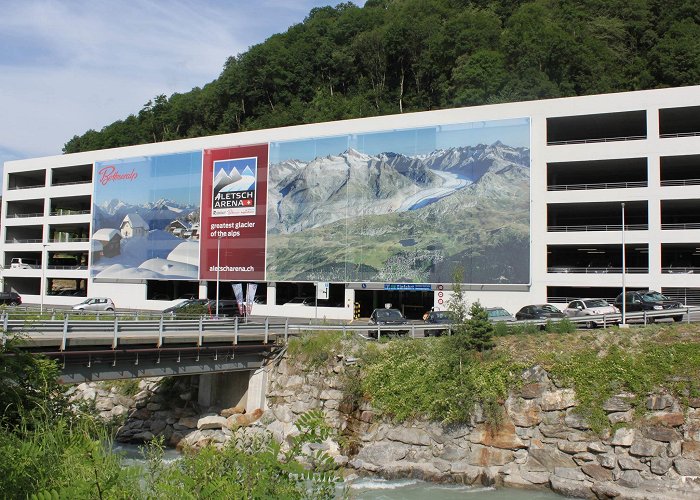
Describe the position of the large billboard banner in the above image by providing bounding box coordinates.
[266,118,530,284]
[199,144,268,281]
[90,152,202,280]
[89,117,529,286]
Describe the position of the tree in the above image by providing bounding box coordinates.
[465,302,495,352]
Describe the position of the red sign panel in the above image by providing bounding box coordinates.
[199,144,268,281]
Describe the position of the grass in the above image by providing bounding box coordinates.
[283,323,700,431]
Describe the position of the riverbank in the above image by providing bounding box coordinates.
[78,325,700,499]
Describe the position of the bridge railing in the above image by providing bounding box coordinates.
[4,306,697,351]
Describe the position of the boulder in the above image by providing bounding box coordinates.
[554,467,587,481]
[450,462,482,484]
[645,412,685,427]
[520,382,547,399]
[550,476,593,499]
[466,444,514,466]
[557,441,589,454]
[232,408,264,427]
[524,447,576,472]
[581,463,613,482]
[610,427,635,446]
[603,394,633,412]
[650,457,673,475]
[564,409,590,430]
[197,415,227,430]
[630,437,666,457]
[386,427,432,446]
[469,420,526,450]
[618,469,642,488]
[540,389,577,411]
[674,458,700,476]
[643,426,682,443]
[682,441,700,461]
[597,453,616,469]
[520,470,551,484]
[506,397,542,427]
[617,455,646,471]
[646,395,675,411]
[220,405,245,417]
[356,442,409,464]
[608,410,634,425]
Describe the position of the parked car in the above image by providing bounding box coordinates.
[163,299,210,314]
[515,304,565,322]
[283,297,314,306]
[485,307,516,323]
[613,290,684,323]
[368,308,408,338]
[563,299,620,328]
[0,291,22,306]
[424,310,452,337]
[72,297,115,311]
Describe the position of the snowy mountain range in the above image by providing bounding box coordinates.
[267,142,529,234]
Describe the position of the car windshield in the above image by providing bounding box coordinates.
[488,308,510,317]
[376,309,403,320]
[642,292,670,302]
[539,305,560,313]
[583,299,609,308]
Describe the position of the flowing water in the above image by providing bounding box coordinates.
[113,444,566,499]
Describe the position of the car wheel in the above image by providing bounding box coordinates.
[106,307,114,312]
[9,301,18,306]
[673,315,683,322]
[647,316,655,324]
[586,320,596,329]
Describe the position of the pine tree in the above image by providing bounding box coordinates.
[466,301,495,352]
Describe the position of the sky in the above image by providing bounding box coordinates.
[0,0,366,170]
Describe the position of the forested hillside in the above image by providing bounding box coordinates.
[63,0,700,153]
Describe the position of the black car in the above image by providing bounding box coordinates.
[614,290,684,323]
[424,310,452,337]
[163,299,243,317]
[368,308,408,338]
[0,291,22,306]
[515,304,565,322]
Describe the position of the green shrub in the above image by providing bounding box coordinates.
[286,330,343,368]
[546,318,576,334]
[361,339,521,424]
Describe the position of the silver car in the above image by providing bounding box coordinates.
[563,298,619,328]
[486,307,516,323]
[72,297,115,312]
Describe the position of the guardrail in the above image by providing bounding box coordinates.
[547,181,647,191]
[547,135,646,146]
[547,224,648,232]
[4,307,697,349]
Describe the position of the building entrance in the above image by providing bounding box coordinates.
[354,289,434,319]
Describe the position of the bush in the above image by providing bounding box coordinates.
[286,330,343,368]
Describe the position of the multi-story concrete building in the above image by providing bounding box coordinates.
[3,85,700,319]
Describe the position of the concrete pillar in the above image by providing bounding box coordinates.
[246,368,268,413]
[198,373,215,408]
[198,372,251,410]
[268,282,277,305]
[198,281,208,299]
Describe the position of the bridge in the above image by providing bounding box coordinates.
[3,307,697,411]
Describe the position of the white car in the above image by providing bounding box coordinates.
[563,299,619,328]
[72,297,115,312]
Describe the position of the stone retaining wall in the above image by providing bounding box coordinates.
[74,357,700,499]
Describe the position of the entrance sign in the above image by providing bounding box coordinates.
[316,282,330,300]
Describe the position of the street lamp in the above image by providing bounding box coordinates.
[40,243,48,314]
[621,203,626,326]
[215,237,221,317]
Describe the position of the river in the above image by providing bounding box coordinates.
[114,444,566,499]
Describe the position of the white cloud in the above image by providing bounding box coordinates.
[0,0,365,167]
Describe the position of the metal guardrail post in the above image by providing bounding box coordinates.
[377,324,381,341]
[411,324,415,339]
[61,316,68,351]
[2,312,7,333]
[264,317,269,344]
[284,318,289,342]
[687,307,691,324]
[158,316,164,348]
[643,311,647,325]
[112,316,119,349]
[234,316,238,345]
[198,316,203,347]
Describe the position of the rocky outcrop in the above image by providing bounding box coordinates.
[261,356,700,500]
[69,358,700,499]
